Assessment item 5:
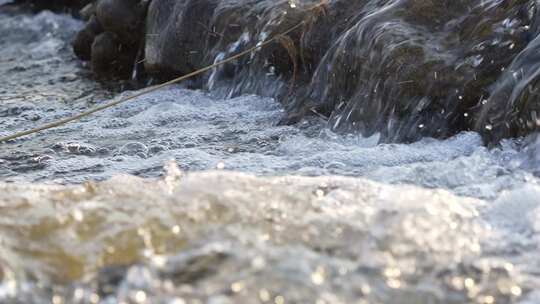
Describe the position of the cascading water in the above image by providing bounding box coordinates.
[141,0,540,142]
[1,1,540,304]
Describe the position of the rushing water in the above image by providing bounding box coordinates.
[1,9,540,304]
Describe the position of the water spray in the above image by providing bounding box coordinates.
[0,21,305,144]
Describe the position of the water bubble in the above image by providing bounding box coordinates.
[148,145,168,155]
[387,279,401,289]
[478,295,495,304]
[259,289,271,302]
[231,281,245,293]
[510,286,522,296]
[134,290,147,303]
[118,142,149,157]
[274,295,285,304]
[251,256,266,269]
[72,209,84,222]
[311,266,325,285]
[89,293,100,304]
[52,295,63,304]
[171,225,181,234]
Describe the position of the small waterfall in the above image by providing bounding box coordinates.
[476,3,540,140]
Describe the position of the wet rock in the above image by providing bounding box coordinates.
[292,0,534,142]
[70,0,148,78]
[73,15,103,61]
[144,0,219,77]
[144,0,311,90]
[90,32,121,73]
[71,0,540,142]
[79,2,95,21]
[475,6,540,141]
[95,0,146,44]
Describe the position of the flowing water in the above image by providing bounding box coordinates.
[1,8,540,304]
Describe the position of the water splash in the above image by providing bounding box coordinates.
[0,169,538,303]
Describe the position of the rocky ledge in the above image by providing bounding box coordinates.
[13,0,540,143]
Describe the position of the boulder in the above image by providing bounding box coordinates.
[71,0,148,78]
[69,0,540,143]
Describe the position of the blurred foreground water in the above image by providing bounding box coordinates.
[1,9,540,304]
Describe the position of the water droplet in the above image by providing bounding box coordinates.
[231,281,245,293]
[134,290,147,303]
[72,209,84,222]
[510,286,522,296]
[251,256,266,269]
[259,289,271,302]
[52,295,63,304]
[73,289,84,301]
[311,266,325,285]
[464,278,475,289]
[387,279,401,289]
[275,295,285,304]
[89,293,100,304]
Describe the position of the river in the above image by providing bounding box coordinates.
[1,8,540,304]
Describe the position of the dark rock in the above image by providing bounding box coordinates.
[73,15,103,61]
[144,0,219,77]
[70,0,540,143]
[475,5,540,141]
[292,0,534,142]
[79,2,95,21]
[144,0,310,89]
[91,31,121,74]
[70,0,148,78]
[95,0,146,44]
